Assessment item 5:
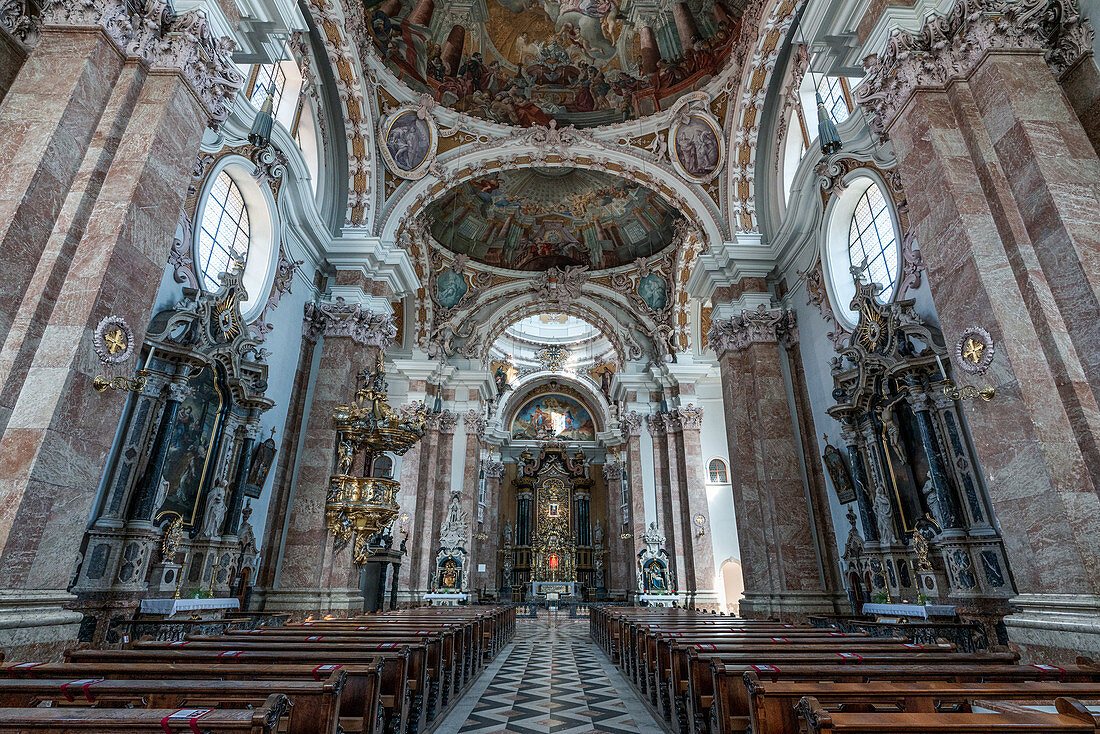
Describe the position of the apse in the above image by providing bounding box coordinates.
[425,168,682,271]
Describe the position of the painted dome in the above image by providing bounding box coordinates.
[425,167,682,271]
[364,0,746,128]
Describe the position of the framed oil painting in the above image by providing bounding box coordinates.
[157,366,225,526]
[511,394,596,441]
[669,110,725,184]
[379,107,438,180]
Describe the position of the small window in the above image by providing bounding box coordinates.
[817,76,850,124]
[250,63,287,112]
[708,458,729,484]
[196,171,250,291]
[371,455,394,479]
[847,183,899,301]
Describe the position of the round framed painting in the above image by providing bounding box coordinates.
[669,111,725,184]
[379,107,438,180]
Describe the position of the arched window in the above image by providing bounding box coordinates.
[196,171,250,291]
[708,458,729,484]
[371,455,394,479]
[847,182,899,301]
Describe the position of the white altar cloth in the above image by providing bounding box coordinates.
[862,602,956,619]
[140,598,240,616]
[639,594,682,608]
[424,593,469,606]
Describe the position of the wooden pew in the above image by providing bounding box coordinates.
[67,645,414,734]
[795,694,1100,733]
[0,692,289,733]
[0,674,340,734]
[749,677,1100,734]
[0,661,383,734]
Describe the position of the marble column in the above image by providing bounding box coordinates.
[670,405,718,607]
[856,3,1100,660]
[646,414,681,583]
[709,306,839,618]
[621,412,646,592]
[406,0,435,26]
[127,380,192,523]
[638,26,660,77]
[440,25,465,76]
[413,410,457,591]
[264,297,396,615]
[0,5,240,655]
[840,423,878,542]
[672,2,699,52]
[601,458,628,592]
[483,456,505,593]
[461,410,486,592]
[405,416,440,593]
[225,423,261,536]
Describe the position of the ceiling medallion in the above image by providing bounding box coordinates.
[378,102,440,180]
[953,326,994,375]
[536,344,569,372]
[668,96,726,184]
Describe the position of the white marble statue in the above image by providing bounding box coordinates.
[201,480,228,538]
[873,487,897,544]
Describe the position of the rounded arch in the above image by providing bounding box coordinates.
[820,167,903,329]
[719,557,745,615]
[193,155,280,323]
[498,373,612,442]
[379,149,726,248]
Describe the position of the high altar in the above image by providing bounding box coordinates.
[511,442,594,600]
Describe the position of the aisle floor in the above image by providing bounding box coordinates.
[435,614,665,734]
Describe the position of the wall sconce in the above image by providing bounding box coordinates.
[619,532,634,540]
[693,514,707,537]
[473,532,489,541]
[936,327,997,402]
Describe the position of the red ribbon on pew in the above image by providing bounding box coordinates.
[903,643,925,650]
[357,626,372,631]
[60,678,103,703]
[168,641,190,647]
[160,708,212,734]
[1031,663,1067,682]
[4,662,43,676]
[217,650,244,661]
[306,636,324,641]
[667,633,683,637]
[771,637,789,643]
[312,664,342,681]
[836,652,863,661]
[417,631,431,635]
[376,643,398,649]
[695,643,717,651]
[751,664,781,682]
[248,629,264,635]
[828,632,845,637]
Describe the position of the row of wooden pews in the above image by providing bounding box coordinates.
[0,605,513,733]
[591,605,1100,734]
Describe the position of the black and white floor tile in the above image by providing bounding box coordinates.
[436,615,664,734]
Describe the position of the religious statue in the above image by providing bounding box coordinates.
[594,520,604,546]
[644,560,668,591]
[873,487,897,544]
[201,480,228,539]
[503,519,513,547]
[161,515,183,561]
[336,439,355,476]
[439,558,459,589]
[911,528,933,573]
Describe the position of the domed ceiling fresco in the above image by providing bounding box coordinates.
[366,0,746,128]
[424,167,682,271]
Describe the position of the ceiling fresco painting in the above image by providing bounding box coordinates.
[425,167,682,271]
[511,393,597,441]
[366,0,746,128]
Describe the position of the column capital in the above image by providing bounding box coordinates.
[645,413,667,436]
[436,410,459,434]
[303,297,397,348]
[165,380,194,403]
[856,0,1094,137]
[38,0,244,126]
[620,410,643,438]
[463,409,487,437]
[484,460,505,478]
[707,305,796,359]
[676,404,704,431]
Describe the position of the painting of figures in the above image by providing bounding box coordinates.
[673,114,723,179]
[384,110,433,174]
[511,394,597,441]
[365,0,743,129]
[157,367,224,525]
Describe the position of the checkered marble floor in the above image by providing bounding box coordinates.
[436,615,664,734]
